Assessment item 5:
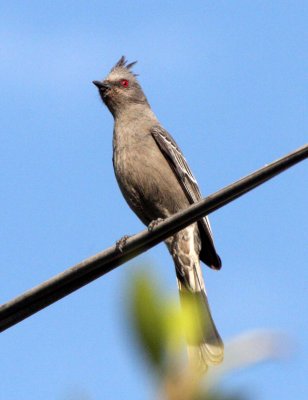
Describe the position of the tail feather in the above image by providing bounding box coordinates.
[177,262,224,370]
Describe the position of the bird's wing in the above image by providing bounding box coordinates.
[151,125,221,270]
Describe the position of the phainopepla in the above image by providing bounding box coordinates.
[93,56,223,370]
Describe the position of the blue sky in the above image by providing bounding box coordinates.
[0,1,307,399]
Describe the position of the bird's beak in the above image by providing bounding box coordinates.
[92,80,111,92]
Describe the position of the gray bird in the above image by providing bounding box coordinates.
[93,56,223,370]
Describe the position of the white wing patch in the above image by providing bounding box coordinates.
[151,126,214,238]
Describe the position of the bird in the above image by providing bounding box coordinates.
[93,56,223,370]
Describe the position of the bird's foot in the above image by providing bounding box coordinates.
[116,235,130,253]
[148,218,164,232]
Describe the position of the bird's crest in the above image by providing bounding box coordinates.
[111,56,138,76]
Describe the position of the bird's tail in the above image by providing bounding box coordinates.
[176,260,224,371]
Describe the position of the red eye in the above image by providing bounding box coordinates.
[120,79,129,88]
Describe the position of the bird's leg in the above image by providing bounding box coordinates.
[148,218,164,232]
[116,235,130,253]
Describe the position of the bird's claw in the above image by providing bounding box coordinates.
[148,218,164,232]
[116,235,130,253]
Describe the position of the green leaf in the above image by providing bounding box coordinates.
[129,272,167,370]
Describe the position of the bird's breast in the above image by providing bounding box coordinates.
[112,131,189,223]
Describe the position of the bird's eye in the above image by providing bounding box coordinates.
[120,79,129,88]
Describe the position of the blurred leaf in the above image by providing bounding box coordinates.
[180,291,206,345]
[205,330,289,390]
[129,271,167,370]
[164,300,184,354]
[203,391,247,400]
[126,270,286,400]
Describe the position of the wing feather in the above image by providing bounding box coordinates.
[151,126,221,269]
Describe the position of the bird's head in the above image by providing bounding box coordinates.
[93,56,148,117]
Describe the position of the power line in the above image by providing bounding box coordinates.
[0,144,307,332]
